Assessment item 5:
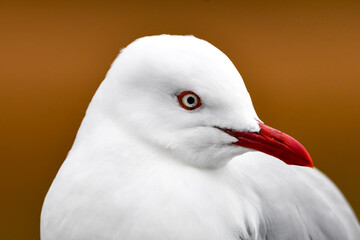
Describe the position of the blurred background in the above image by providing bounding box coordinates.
[1,0,359,239]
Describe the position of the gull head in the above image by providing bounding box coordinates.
[88,35,312,169]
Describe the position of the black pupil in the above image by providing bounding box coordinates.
[187,96,195,105]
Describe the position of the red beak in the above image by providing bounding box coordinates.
[222,122,313,167]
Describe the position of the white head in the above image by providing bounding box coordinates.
[83,35,312,169]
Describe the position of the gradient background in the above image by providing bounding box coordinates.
[1,0,359,239]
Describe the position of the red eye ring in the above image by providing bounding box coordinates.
[178,91,202,110]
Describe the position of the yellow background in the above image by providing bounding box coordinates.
[1,1,359,239]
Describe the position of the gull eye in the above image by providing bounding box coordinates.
[178,91,202,110]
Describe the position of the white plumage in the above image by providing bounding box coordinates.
[41,35,360,239]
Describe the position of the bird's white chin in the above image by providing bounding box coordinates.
[181,145,250,169]
[170,143,249,169]
[150,126,249,168]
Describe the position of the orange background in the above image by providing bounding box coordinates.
[1,0,359,239]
